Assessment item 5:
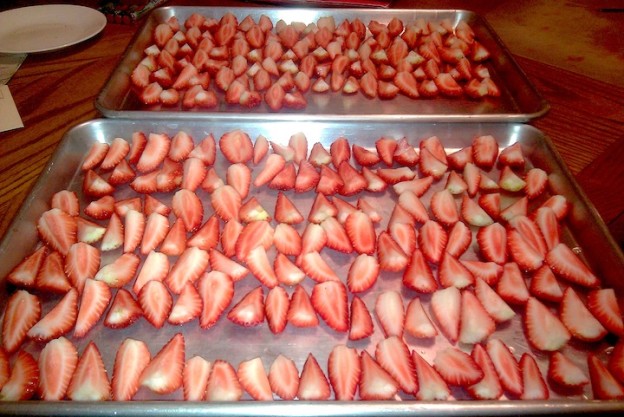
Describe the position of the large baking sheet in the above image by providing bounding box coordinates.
[95,7,549,122]
[1,120,622,415]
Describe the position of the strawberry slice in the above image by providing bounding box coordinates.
[474,277,515,323]
[139,280,173,328]
[534,206,560,251]
[295,159,320,192]
[412,350,451,400]
[445,221,472,258]
[37,336,78,400]
[434,347,483,387]
[445,170,468,195]
[28,288,78,343]
[67,341,111,401]
[316,165,344,195]
[181,157,207,192]
[419,147,447,179]
[520,353,549,400]
[375,336,418,395]
[140,333,185,394]
[524,167,548,199]
[51,190,79,216]
[82,142,109,171]
[388,221,417,257]
[346,253,379,293]
[273,252,305,287]
[111,338,151,401]
[254,154,286,188]
[418,220,447,264]
[477,222,507,264]
[287,285,319,328]
[35,251,71,294]
[349,296,374,341]
[101,137,130,170]
[588,354,624,400]
[94,253,140,288]
[546,243,600,288]
[245,245,278,288]
[328,344,361,400]
[486,338,523,397]
[1,290,41,354]
[122,209,144,253]
[308,142,332,167]
[467,344,503,400]
[352,144,380,167]
[136,133,170,173]
[345,211,376,255]
[209,248,249,282]
[166,246,209,294]
[172,189,204,232]
[524,296,571,352]
[560,287,607,342]
[609,340,624,385]
[461,260,503,286]
[219,130,253,164]
[311,281,349,332]
[74,279,111,338]
[211,184,242,222]
[402,249,438,293]
[235,220,274,261]
[378,167,416,184]
[447,146,473,171]
[459,290,495,344]
[205,359,242,401]
[472,134,498,170]
[499,165,526,192]
[198,271,234,329]
[268,354,299,400]
[6,246,46,289]
[274,192,304,225]
[298,353,331,400]
[264,286,289,334]
[269,162,297,191]
[65,242,100,293]
[461,194,494,226]
[587,288,624,337]
[375,137,397,167]
[548,351,589,389]
[375,291,405,338]
[529,265,563,303]
[133,249,169,293]
[439,252,474,289]
[0,350,39,400]
[359,350,399,400]
[478,192,500,221]
[329,137,351,169]
[431,286,461,343]
[183,356,211,401]
[168,281,202,325]
[497,262,530,305]
[128,131,147,164]
[376,231,408,272]
[337,161,367,196]
[541,194,570,220]
[104,288,143,329]
[237,357,273,400]
[38,208,77,256]
[140,212,170,255]
[404,298,437,339]
[308,193,337,224]
[227,286,265,327]
[239,197,271,223]
[500,196,528,222]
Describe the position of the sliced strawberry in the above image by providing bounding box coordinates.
[218,130,253,164]
[311,281,349,332]
[609,340,624,385]
[6,246,46,289]
[168,281,202,325]
[273,192,303,225]
[298,353,330,400]
[308,142,331,167]
[496,262,530,305]
[328,344,361,400]
[461,194,494,227]
[295,159,320,192]
[136,133,170,173]
[252,134,269,165]
[430,189,459,226]
[375,336,418,395]
[375,291,405,338]
[474,277,515,323]
[434,347,483,387]
[268,162,296,191]
[171,188,204,232]
[546,243,600,288]
[508,216,547,260]
[393,176,434,197]
[444,221,471,258]
[404,297,437,339]
[1,290,41,354]
[263,286,289,334]
[139,212,169,255]
[198,271,234,329]
[519,353,548,400]
[345,211,376,255]
[74,279,110,338]
[0,350,38,400]
[104,288,143,329]
[418,220,447,264]
[346,296,373,341]
[237,357,272,400]
[447,146,472,171]
[445,170,468,195]
[316,165,344,195]
[183,356,211,401]
[140,333,185,394]
[588,354,624,400]
[286,285,318,328]
[463,162,481,197]
[560,287,607,342]
[37,336,78,400]
[139,280,172,328]
[352,144,380,167]
[111,338,151,401]
[227,286,265,327]
[265,82,286,111]
[345,253,378,293]
[82,142,109,171]
[524,296,571,352]
[159,218,186,256]
[63,242,99,294]
[529,264,563,303]
[411,350,450,401]
[307,193,337,225]
[205,360,242,401]
[548,351,589,389]
[472,135,498,170]
[402,249,438,294]
[254,153,286,188]
[431,286,461,343]
[235,220,274,261]
[67,341,111,401]
[239,197,271,223]
[38,208,77,256]
[274,253,305,286]
[459,290,495,344]
[267,354,299,400]
[51,190,79,216]
[359,350,399,400]
[94,253,140,288]
[115,197,142,218]
[35,251,72,294]
[28,288,77,343]
[419,147,448,179]
[165,246,209,294]
[244,245,278,288]
[534,207,560,251]
[209,248,248,282]
[498,165,526,192]
[541,194,570,220]
[486,338,523,397]
[587,288,624,336]
[477,222,507,264]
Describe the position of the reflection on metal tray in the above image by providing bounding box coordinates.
[96,7,549,122]
[1,120,622,415]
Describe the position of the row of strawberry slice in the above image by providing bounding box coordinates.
[2,127,623,402]
[131,11,499,109]
[3,333,623,401]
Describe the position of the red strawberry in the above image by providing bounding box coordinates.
[274,192,304,225]
[37,336,78,400]
[82,142,109,171]
[111,338,151,401]
[286,285,318,328]
[94,253,140,288]
[28,288,77,342]
[99,137,129,171]
[402,249,438,293]
[412,350,451,400]
[311,281,349,332]
[128,131,147,164]
[188,133,216,166]
[346,253,379,293]
[316,165,344,195]
[308,193,337,225]
[393,176,434,197]
[375,291,405,338]
[434,347,483,387]
[219,130,253,164]
[308,142,331,167]
[67,341,111,401]
[474,277,515,323]
[404,298,437,339]
[524,297,571,351]
[6,246,46,289]
[447,146,472,170]
[183,356,211,401]
[499,165,526,192]
[496,262,529,305]
[352,144,380,167]
[227,286,265,327]
[500,196,528,222]
[140,333,185,394]
[560,287,607,342]
[139,280,172,328]
[245,245,279,288]
[237,357,273,400]
[609,340,624,385]
[347,296,373,341]
[461,260,503,286]
[430,189,459,226]
[587,288,624,336]
[445,221,471,258]
[212,184,243,222]
[255,154,287,188]
[345,211,376,255]
[51,190,79,216]
[548,351,589,389]
[268,354,299,400]
[205,360,242,401]
[477,222,507,264]
[265,82,286,111]
[546,243,600,288]
[160,218,186,256]
[140,212,169,255]
[168,281,202,325]
[104,288,142,329]
[534,207,560,251]
[1,290,41,354]
[264,286,289,334]
[508,216,547,258]
[388,222,416,258]
[165,246,209,294]
[64,242,99,294]
[38,208,77,256]
[529,265,563,303]
[35,251,71,294]
[298,353,330,400]
[274,253,305,286]
[136,133,170,173]
[519,353,549,400]
[328,344,361,400]
[269,162,297,191]
[209,248,249,282]
[253,134,270,164]
[394,71,419,98]
[0,350,39,400]
[295,159,320,192]
[181,157,207,192]
[239,197,271,223]
[459,290,495,344]
[197,271,234,329]
[467,344,503,400]
[235,220,274,261]
[359,350,399,400]
[541,194,570,220]
[486,338,523,397]
[588,354,624,400]
[418,220,447,264]
[431,286,461,343]
[172,189,204,232]
[74,279,111,338]
[122,209,144,253]
[472,135,499,170]
[375,336,418,395]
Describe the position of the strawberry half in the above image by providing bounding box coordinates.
[38,336,78,400]
[431,286,461,343]
[359,350,399,400]
[168,281,202,325]
[459,290,495,344]
[434,347,483,387]
[139,280,173,328]
[74,278,111,338]
[165,246,209,294]
[104,288,143,329]
[183,356,211,401]
[237,357,273,400]
[560,287,607,342]
[37,208,77,256]
[228,286,265,327]
[467,344,503,400]
[28,288,78,343]
[0,350,39,401]
[140,333,185,394]
[546,243,600,288]
[268,354,299,400]
[524,297,571,352]
[198,272,234,329]
[1,290,41,354]
[311,281,349,332]
[375,291,405,338]
[404,298,437,339]
[486,338,523,398]
[587,288,624,337]
[265,286,289,334]
[402,249,438,293]
[412,350,450,400]
[111,338,151,401]
[328,344,361,400]
[519,353,548,400]
[206,360,243,401]
[67,341,111,401]
[548,351,589,389]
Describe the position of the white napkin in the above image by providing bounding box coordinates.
[0,53,25,132]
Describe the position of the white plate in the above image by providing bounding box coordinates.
[0,4,107,54]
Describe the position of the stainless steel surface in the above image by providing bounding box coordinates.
[1,119,621,414]
[95,7,549,122]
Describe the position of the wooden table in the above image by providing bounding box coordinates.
[1,0,624,246]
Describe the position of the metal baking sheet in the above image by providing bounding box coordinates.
[95,7,549,122]
[1,120,622,415]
